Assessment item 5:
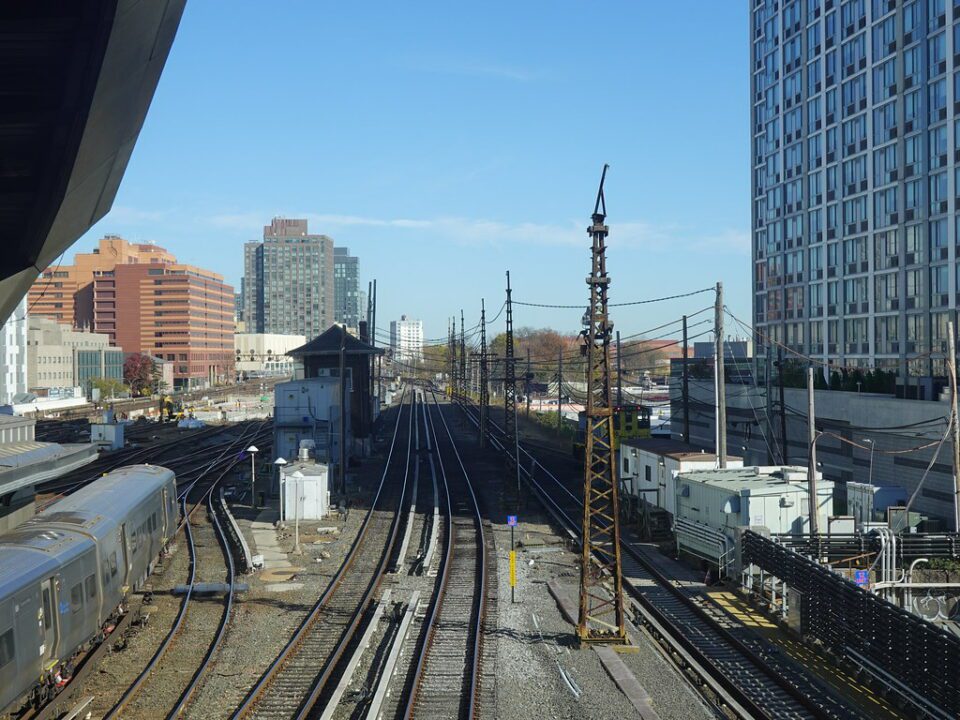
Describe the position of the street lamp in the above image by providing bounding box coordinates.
[290,470,305,555]
[274,457,287,523]
[862,438,875,490]
[247,445,259,509]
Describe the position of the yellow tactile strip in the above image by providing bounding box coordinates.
[706,591,904,720]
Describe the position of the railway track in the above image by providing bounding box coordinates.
[231,389,413,720]
[401,390,490,719]
[98,420,271,719]
[457,397,867,720]
[36,422,243,503]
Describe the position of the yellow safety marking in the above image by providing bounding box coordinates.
[703,590,903,719]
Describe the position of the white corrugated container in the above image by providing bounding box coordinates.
[281,462,330,521]
[673,466,834,569]
[619,439,743,517]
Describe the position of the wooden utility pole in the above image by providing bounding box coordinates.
[557,350,563,436]
[526,348,532,418]
[682,315,690,443]
[715,282,727,468]
[616,330,623,406]
[459,309,466,403]
[338,326,347,499]
[807,366,819,535]
[778,346,788,465]
[479,299,489,447]
[577,165,626,645]
[949,321,960,532]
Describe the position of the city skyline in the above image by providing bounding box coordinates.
[62,1,751,344]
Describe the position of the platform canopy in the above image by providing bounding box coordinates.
[0,1,186,323]
[289,324,383,358]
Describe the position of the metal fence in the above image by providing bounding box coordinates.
[742,530,960,719]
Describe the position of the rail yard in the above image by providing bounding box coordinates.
[0,382,922,720]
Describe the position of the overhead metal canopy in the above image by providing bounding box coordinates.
[0,0,186,323]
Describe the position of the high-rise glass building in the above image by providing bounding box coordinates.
[244,218,335,338]
[751,0,958,398]
[333,247,361,329]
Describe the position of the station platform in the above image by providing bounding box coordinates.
[0,416,99,532]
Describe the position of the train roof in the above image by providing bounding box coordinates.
[0,465,175,600]
[0,544,78,603]
[45,464,175,522]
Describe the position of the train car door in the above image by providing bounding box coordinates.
[39,578,58,662]
[161,487,169,538]
[119,524,131,587]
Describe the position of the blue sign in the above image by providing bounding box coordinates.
[507,515,518,527]
[854,570,869,587]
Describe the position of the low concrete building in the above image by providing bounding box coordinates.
[27,316,120,393]
[235,332,305,377]
[673,465,833,576]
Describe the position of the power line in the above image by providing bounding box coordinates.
[513,286,713,309]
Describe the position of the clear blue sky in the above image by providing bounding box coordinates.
[74,1,751,344]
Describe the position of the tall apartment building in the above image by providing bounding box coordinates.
[0,298,27,404]
[243,218,335,338]
[390,315,423,363]
[28,236,176,327]
[751,0,960,399]
[333,247,361,329]
[93,263,234,389]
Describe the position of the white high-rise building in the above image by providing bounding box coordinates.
[0,298,28,404]
[390,315,423,364]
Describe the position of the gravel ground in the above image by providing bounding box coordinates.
[188,412,402,717]
[438,400,715,720]
[82,539,189,718]
[122,512,228,718]
[187,488,366,716]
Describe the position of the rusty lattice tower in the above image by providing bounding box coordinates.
[577,165,626,644]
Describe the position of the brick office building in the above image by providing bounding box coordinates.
[29,236,234,389]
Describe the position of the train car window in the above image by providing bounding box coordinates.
[70,583,83,613]
[42,588,53,629]
[85,575,97,600]
[152,512,157,531]
[0,628,13,668]
[110,552,118,577]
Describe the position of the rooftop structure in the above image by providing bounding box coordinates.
[0,3,185,325]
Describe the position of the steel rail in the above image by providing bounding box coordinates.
[230,388,412,720]
[403,389,487,720]
[165,485,237,718]
[458,396,856,720]
[101,421,271,719]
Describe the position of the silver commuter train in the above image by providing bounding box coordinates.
[0,465,177,712]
